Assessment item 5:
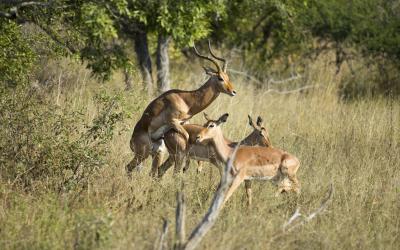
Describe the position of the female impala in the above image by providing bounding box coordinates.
[126,42,236,177]
[196,114,300,206]
[158,114,272,178]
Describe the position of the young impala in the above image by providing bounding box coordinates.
[126,42,236,177]
[196,114,300,206]
[158,114,272,177]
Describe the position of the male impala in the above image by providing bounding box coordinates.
[158,114,272,177]
[127,42,236,177]
[196,114,300,206]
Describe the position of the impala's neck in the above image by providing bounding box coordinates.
[240,132,257,146]
[185,77,220,115]
[240,131,272,147]
[210,130,234,163]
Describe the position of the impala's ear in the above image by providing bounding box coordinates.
[203,112,211,121]
[217,113,229,124]
[203,66,218,76]
[248,115,255,128]
[256,116,263,126]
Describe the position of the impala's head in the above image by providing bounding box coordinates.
[194,41,236,97]
[196,113,229,144]
[245,115,272,147]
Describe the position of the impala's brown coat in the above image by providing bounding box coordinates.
[158,114,271,178]
[196,115,300,206]
[126,46,235,177]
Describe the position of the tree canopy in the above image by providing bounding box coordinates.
[1,0,399,94]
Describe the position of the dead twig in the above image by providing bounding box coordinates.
[157,219,169,250]
[175,192,186,250]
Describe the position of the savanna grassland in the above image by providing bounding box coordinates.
[1,56,399,250]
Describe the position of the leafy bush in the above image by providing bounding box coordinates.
[0,86,124,192]
[0,20,36,87]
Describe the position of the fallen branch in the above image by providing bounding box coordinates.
[283,183,333,232]
[269,183,334,245]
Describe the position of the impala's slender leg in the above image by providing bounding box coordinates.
[210,158,222,178]
[275,177,292,197]
[170,119,189,142]
[223,175,244,205]
[288,171,300,194]
[244,180,252,206]
[158,156,174,178]
[277,157,300,195]
[173,153,185,175]
[287,162,301,194]
[150,140,167,178]
[182,158,191,173]
[126,152,149,174]
[126,132,151,175]
[196,161,203,173]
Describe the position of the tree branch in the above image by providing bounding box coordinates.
[183,145,239,250]
[32,21,77,54]
[263,85,319,95]
[268,74,303,85]
[228,68,302,86]
[0,1,51,20]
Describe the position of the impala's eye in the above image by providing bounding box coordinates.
[218,76,223,81]
[209,124,215,128]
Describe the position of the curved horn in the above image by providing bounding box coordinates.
[193,44,222,72]
[208,40,227,72]
[248,115,255,127]
[203,112,211,121]
[256,116,263,126]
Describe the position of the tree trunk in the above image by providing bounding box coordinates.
[134,31,153,95]
[156,34,171,93]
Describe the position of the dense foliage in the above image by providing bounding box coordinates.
[0,20,35,86]
[0,0,399,93]
[0,86,124,191]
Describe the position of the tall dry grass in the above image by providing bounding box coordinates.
[0,56,399,250]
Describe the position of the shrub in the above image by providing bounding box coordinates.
[0,86,124,192]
